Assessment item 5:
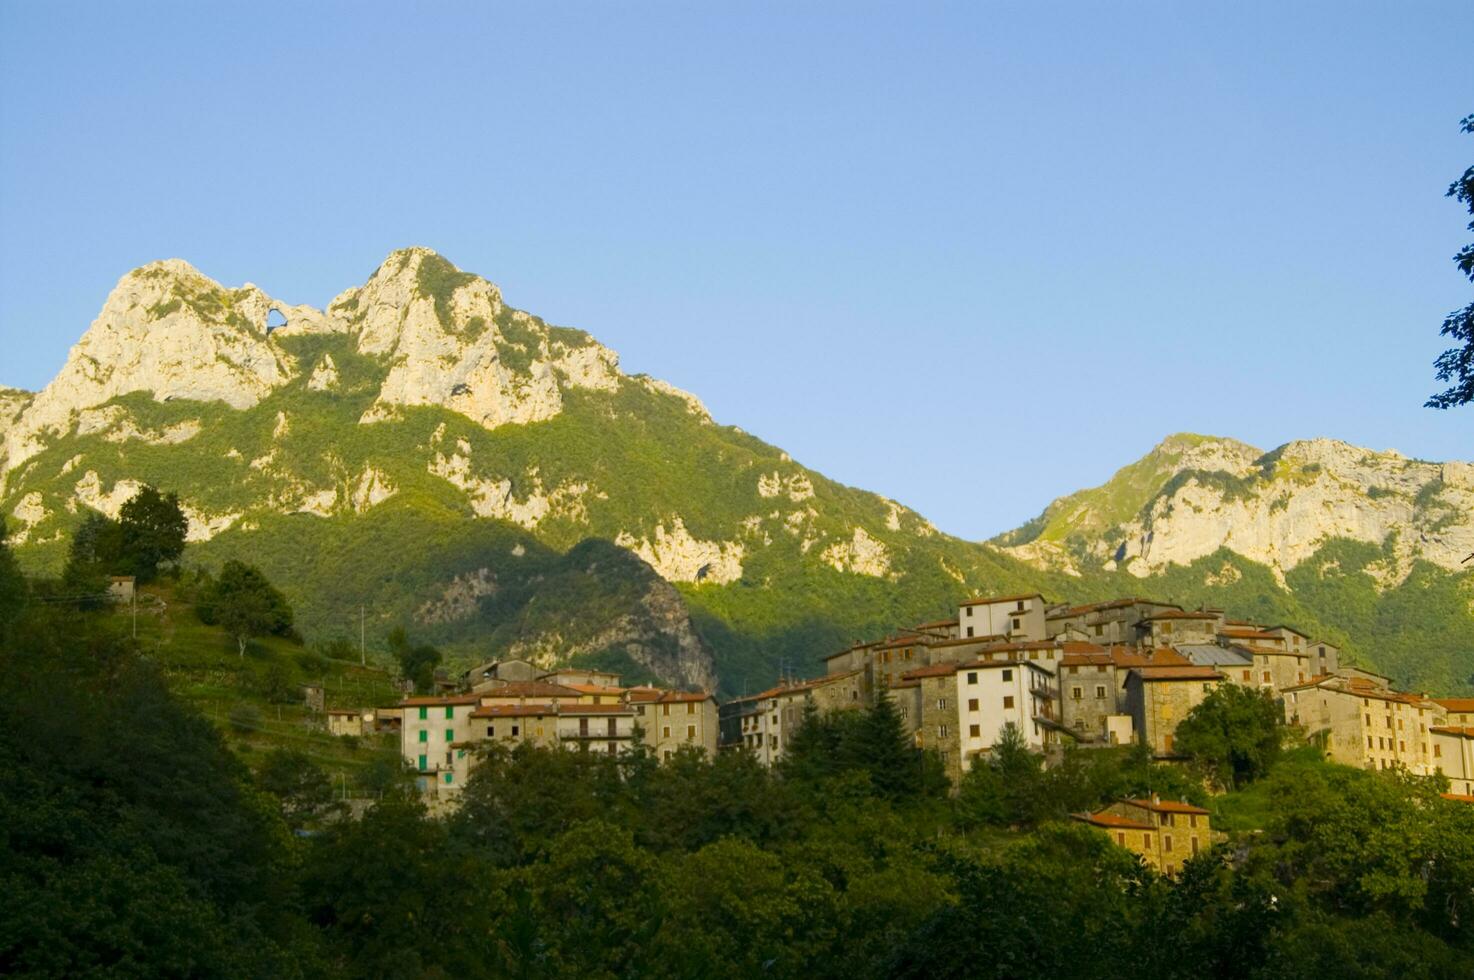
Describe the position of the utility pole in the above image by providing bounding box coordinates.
[360,605,366,666]
[131,591,137,640]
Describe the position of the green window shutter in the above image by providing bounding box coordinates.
[418,706,428,720]
[445,706,454,719]
[418,730,428,743]
[445,729,454,742]
[444,772,454,785]
[418,754,427,771]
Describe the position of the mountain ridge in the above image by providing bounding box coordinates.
[3,250,1471,696]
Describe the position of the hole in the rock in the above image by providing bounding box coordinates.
[266,308,287,331]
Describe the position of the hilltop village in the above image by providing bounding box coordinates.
[386,590,1474,867]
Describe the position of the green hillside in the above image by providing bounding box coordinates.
[4,252,1472,698]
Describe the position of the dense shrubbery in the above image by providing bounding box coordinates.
[2,553,1471,979]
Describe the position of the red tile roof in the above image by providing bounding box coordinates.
[1131,666,1224,682]
[1047,598,1180,618]
[1430,726,1474,738]
[471,703,556,718]
[1072,811,1156,831]
[1141,610,1219,622]
[1124,797,1210,815]
[1434,698,1474,713]
[1442,793,1474,804]
[960,592,1044,607]
[396,695,481,707]
[478,681,583,699]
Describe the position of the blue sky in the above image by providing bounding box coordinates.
[1,2,1469,539]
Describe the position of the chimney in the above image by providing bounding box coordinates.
[1152,792,1160,806]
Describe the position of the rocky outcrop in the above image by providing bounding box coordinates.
[822,526,892,577]
[3,261,302,473]
[616,518,745,584]
[1002,435,1474,585]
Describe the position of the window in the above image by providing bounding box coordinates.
[1262,671,1271,683]
[444,772,454,785]
[969,724,980,737]
[1399,741,1405,752]
[1191,837,1199,855]
[1165,835,1173,852]
[663,726,671,738]
[418,730,428,743]
[938,725,949,738]
[1071,687,1083,700]
[1435,744,1443,758]
[418,706,428,720]
[512,724,520,736]
[1144,834,1151,848]
[967,672,978,684]
[417,754,427,771]
[968,698,979,711]
[445,706,454,719]
[1398,718,1404,730]
[487,725,495,737]
[1365,714,1371,725]
[687,703,696,714]
[1367,736,1373,748]
[965,607,973,617]
[1243,670,1252,681]
[1189,814,1198,828]
[687,726,696,741]
[1016,600,1025,611]
[1002,670,1013,682]
[936,698,947,710]
[1117,832,1126,845]
[1094,624,1103,636]
[1003,696,1015,709]
[608,718,618,736]
[1096,685,1107,699]
[966,627,974,638]
[1011,618,1021,631]
[445,729,453,742]
[662,704,671,716]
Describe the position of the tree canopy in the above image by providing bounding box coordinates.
[1427,114,1474,409]
[1173,683,1283,790]
[198,560,294,657]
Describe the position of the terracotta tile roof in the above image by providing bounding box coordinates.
[1072,810,1156,831]
[1125,797,1211,815]
[1217,628,1285,642]
[960,592,1045,607]
[889,678,921,689]
[881,635,920,649]
[1141,610,1220,622]
[478,681,583,699]
[471,703,556,718]
[557,703,636,715]
[1112,646,1190,668]
[754,670,862,700]
[396,695,481,707]
[1283,675,1435,707]
[913,618,959,630]
[1047,598,1179,619]
[1131,666,1224,682]
[1433,698,1474,713]
[1430,726,1474,738]
[1442,793,1474,804]
[564,683,627,695]
[1265,624,1312,638]
[928,634,1007,648]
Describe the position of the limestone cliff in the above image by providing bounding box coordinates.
[999,433,1474,584]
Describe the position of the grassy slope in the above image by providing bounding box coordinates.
[118,582,401,783]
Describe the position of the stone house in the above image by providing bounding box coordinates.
[1282,675,1447,774]
[398,694,483,797]
[1433,698,1474,727]
[325,708,372,737]
[958,593,1048,641]
[1138,610,1221,647]
[539,667,623,688]
[1431,726,1474,795]
[627,687,720,759]
[1046,598,1182,645]
[107,575,136,604]
[463,657,539,690]
[907,659,1058,785]
[1075,797,1213,874]
[718,671,865,765]
[1306,640,1341,677]
[1123,666,1224,756]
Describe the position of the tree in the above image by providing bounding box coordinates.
[203,561,293,657]
[0,517,26,636]
[61,511,125,603]
[1427,115,1474,409]
[1173,684,1282,790]
[257,749,341,830]
[388,626,442,693]
[117,485,188,581]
